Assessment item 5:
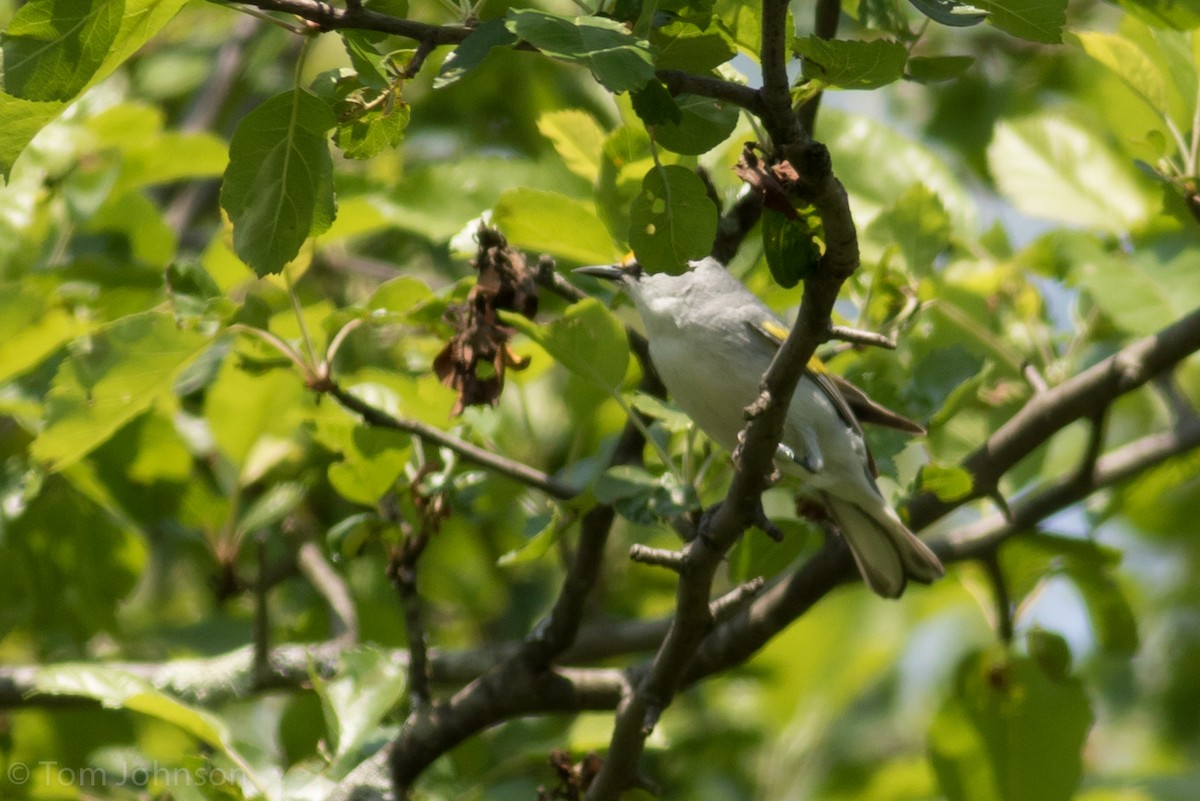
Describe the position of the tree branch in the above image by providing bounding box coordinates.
[328,382,577,500]
[223,0,472,44]
[796,0,841,137]
[908,305,1200,530]
[688,416,1200,682]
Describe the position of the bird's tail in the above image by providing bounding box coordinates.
[821,493,944,599]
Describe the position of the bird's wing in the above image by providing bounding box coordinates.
[746,319,926,436]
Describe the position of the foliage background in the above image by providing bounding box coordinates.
[0,0,1199,799]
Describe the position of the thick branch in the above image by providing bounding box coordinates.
[908,306,1200,529]
[657,69,764,113]
[689,417,1200,681]
[760,0,804,147]
[796,0,841,136]
[328,382,577,500]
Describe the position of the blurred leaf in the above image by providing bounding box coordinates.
[434,18,519,89]
[32,664,266,790]
[975,0,1066,43]
[368,275,435,315]
[866,183,952,275]
[762,207,820,288]
[906,0,989,27]
[504,298,629,392]
[629,392,693,433]
[1116,0,1200,30]
[1072,31,1169,116]
[906,55,975,83]
[313,648,407,765]
[595,464,697,523]
[652,94,739,155]
[327,512,392,558]
[822,109,976,231]
[1071,247,1200,336]
[538,109,608,183]
[629,164,718,273]
[497,509,567,566]
[0,287,90,383]
[929,648,1093,801]
[988,114,1155,234]
[795,36,908,89]
[326,427,410,506]
[505,10,656,93]
[220,89,337,276]
[30,313,209,472]
[1,0,122,101]
[236,481,307,535]
[205,354,310,474]
[493,187,619,265]
[918,462,974,501]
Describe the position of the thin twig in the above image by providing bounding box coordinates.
[981,552,1014,644]
[628,545,686,571]
[297,540,359,643]
[828,324,896,350]
[328,382,577,500]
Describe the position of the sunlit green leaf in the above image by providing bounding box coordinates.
[795,36,908,89]
[538,109,608,183]
[652,94,738,155]
[1,0,122,101]
[504,298,629,392]
[493,187,619,265]
[435,17,518,89]
[988,114,1155,234]
[313,648,407,764]
[30,313,209,472]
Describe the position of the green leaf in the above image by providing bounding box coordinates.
[497,509,568,566]
[434,17,518,89]
[867,183,953,275]
[368,275,435,315]
[30,313,209,472]
[492,187,619,265]
[906,0,989,27]
[762,207,820,288]
[538,109,608,183]
[654,28,736,72]
[336,99,410,159]
[0,0,189,176]
[928,649,1093,801]
[505,9,657,93]
[1071,247,1200,336]
[0,0,123,101]
[795,36,909,89]
[628,164,718,273]
[341,30,392,89]
[31,664,267,792]
[327,512,391,559]
[631,79,683,126]
[236,481,308,535]
[220,89,337,276]
[595,464,698,523]
[504,298,630,392]
[1072,31,1169,115]
[205,354,310,475]
[0,286,91,384]
[918,462,974,501]
[821,109,976,231]
[313,647,407,764]
[327,427,411,506]
[987,114,1155,234]
[1117,0,1200,30]
[652,93,739,155]
[906,55,975,83]
[974,0,1066,44]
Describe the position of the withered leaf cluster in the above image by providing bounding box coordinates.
[433,227,538,415]
[734,142,802,220]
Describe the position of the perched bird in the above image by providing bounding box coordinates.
[576,257,943,598]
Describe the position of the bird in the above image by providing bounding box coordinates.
[575,257,944,598]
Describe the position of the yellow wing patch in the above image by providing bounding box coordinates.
[747,319,829,373]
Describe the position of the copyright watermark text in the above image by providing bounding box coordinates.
[7,760,242,788]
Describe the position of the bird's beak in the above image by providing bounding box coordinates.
[573,264,626,282]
